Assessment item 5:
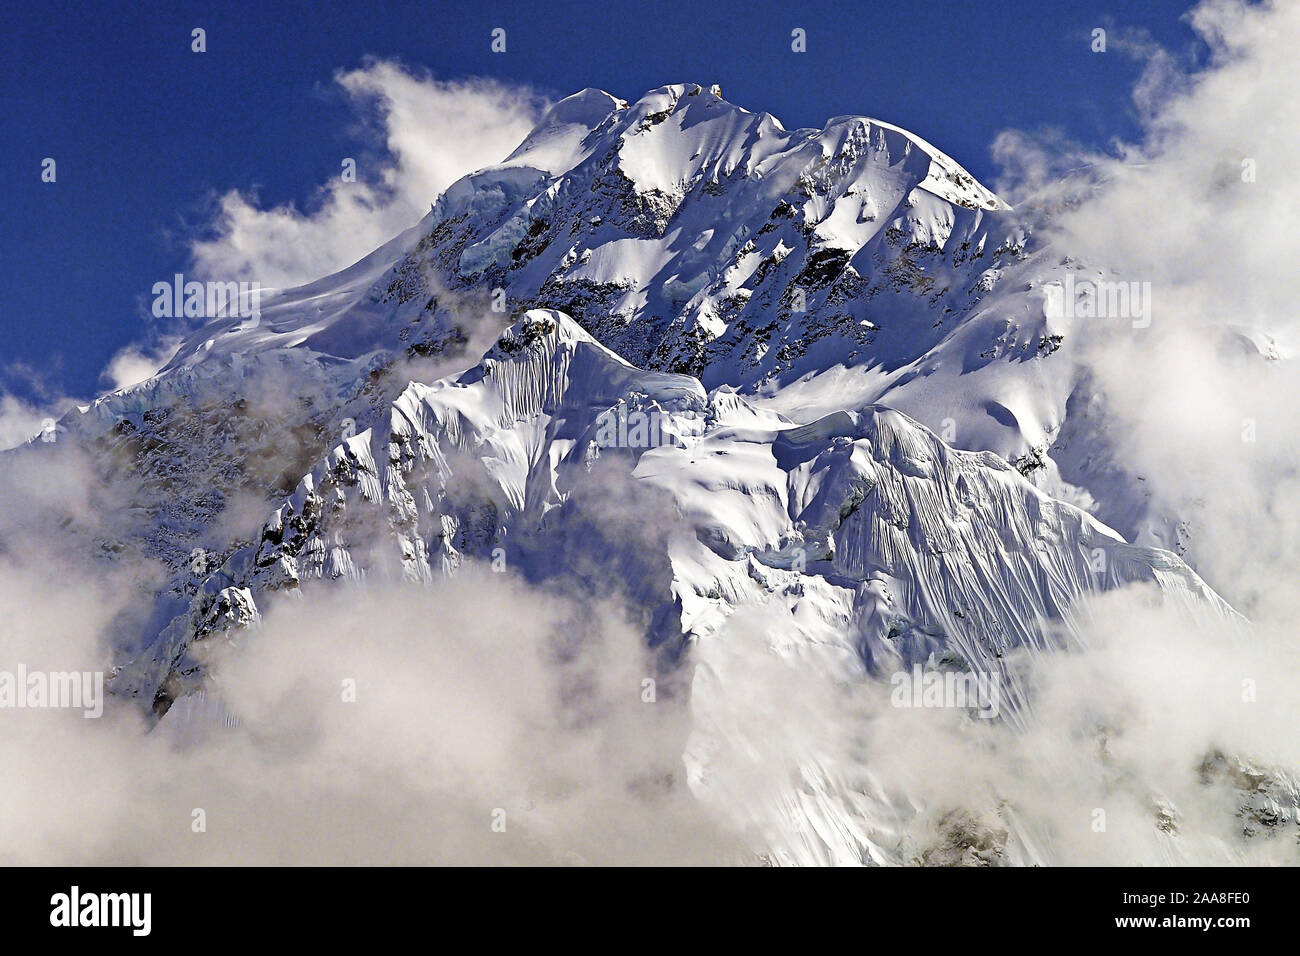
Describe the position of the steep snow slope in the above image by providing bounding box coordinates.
[159,309,1229,676]
[124,311,1239,863]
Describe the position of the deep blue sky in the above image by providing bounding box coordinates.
[1,0,1204,403]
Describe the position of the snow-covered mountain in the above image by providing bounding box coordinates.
[129,83,1206,558]
[133,305,1233,704]
[9,83,1276,865]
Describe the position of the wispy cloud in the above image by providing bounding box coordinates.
[995,0,1300,617]
[99,337,184,393]
[189,60,549,289]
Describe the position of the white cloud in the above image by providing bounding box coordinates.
[877,0,1300,863]
[99,337,183,392]
[0,556,749,865]
[0,393,58,451]
[0,363,83,451]
[189,61,549,289]
[995,0,1300,618]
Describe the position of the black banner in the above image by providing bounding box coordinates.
[1,866,1281,944]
